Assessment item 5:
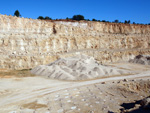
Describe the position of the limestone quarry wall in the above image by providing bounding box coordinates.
[0,14,150,69]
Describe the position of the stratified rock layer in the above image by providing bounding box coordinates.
[0,15,150,69]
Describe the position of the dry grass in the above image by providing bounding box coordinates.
[0,69,35,78]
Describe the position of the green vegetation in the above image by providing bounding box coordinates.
[124,20,130,24]
[66,17,69,20]
[133,22,136,24]
[12,10,149,25]
[14,10,21,17]
[37,16,52,20]
[37,16,44,20]
[36,14,149,25]
[102,20,106,22]
[72,15,84,21]
[92,18,97,21]
[45,16,52,20]
[114,19,119,23]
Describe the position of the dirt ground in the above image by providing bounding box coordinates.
[0,62,150,113]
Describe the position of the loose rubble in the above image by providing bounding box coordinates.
[31,55,131,80]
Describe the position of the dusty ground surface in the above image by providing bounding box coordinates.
[0,62,150,113]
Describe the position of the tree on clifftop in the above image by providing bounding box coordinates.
[14,10,21,17]
[92,18,97,21]
[72,15,84,21]
[114,19,119,23]
[124,20,130,24]
[45,16,52,20]
[37,16,44,20]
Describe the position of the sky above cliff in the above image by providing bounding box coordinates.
[0,0,150,24]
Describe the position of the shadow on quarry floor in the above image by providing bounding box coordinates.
[121,100,141,109]
[120,100,150,113]
[129,109,150,113]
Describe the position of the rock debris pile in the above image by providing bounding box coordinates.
[129,55,150,65]
[31,55,131,80]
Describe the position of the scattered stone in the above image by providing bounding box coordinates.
[55,95,59,97]
[117,81,120,83]
[77,92,80,94]
[81,99,85,101]
[123,79,128,82]
[45,111,50,113]
[57,109,64,113]
[90,105,93,107]
[65,96,69,98]
[73,88,77,90]
[85,103,89,106]
[71,106,77,110]
[101,82,105,84]
[67,100,71,103]
[64,93,69,95]
[9,111,17,113]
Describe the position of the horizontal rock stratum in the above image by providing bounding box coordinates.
[0,14,150,69]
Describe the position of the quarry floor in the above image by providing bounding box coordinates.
[0,62,150,113]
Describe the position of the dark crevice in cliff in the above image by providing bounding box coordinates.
[53,24,57,34]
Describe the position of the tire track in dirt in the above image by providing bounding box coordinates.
[0,71,150,107]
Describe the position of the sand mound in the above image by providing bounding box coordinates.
[129,55,150,65]
[31,55,131,81]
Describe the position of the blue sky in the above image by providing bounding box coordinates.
[0,0,150,24]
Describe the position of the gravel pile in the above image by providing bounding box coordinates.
[129,55,150,65]
[31,55,131,81]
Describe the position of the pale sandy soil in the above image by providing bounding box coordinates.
[0,62,150,113]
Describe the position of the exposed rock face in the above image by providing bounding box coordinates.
[0,15,150,69]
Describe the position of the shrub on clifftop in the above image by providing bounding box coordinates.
[14,10,21,17]
[37,16,44,20]
[72,15,84,21]
[45,16,52,20]
[37,16,52,20]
